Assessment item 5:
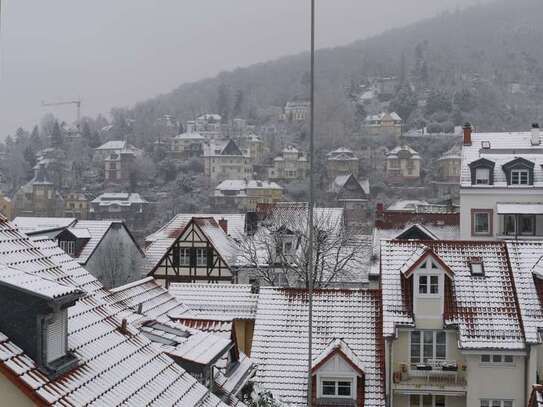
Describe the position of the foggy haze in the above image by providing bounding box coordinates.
[1,0,488,136]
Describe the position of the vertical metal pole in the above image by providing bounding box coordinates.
[307,0,315,405]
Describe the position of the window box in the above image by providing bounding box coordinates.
[441,362,458,372]
[415,363,432,371]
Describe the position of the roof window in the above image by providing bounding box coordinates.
[481,141,491,149]
[468,257,484,276]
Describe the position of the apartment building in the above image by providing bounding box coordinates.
[170,131,206,160]
[459,123,543,239]
[326,147,360,179]
[212,180,283,211]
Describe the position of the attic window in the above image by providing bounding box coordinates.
[481,141,491,149]
[469,257,484,276]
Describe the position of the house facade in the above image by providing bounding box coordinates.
[328,174,370,230]
[365,112,402,138]
[268,145,309,181]
[13,166,64,217]
[104,150,135,184]
[89,192,150,234]
[145,217,239,286]
[212,180,283,211]
[326,147,360,179]
[382,240,528,407]
[170,132,206,160]
[459,123,543,240]
[203,139,253,181]
[385,145,421,183]
[63,192,88,219]
[433,145,461,200]
[284,99,310,122]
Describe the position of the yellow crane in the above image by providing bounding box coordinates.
[41,99,82,129]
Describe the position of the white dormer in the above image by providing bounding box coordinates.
[402,248,453,326]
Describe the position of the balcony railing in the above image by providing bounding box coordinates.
[393,360,467,390]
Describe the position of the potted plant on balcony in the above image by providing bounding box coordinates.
[415,363,432,371]
[441,361,458,372]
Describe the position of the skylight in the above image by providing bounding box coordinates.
[469,257,484,276]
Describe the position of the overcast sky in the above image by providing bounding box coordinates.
[0,0,488,137]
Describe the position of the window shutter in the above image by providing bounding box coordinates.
[46,309,66,363]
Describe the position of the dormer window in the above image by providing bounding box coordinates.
[419,275,439,295]
[475,168,490,185]
[321,379,353,397]
[511,168,529,185]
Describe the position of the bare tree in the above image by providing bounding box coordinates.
[238,207,364,288]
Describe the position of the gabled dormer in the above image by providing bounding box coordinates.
[502,157,535,186]
[0,264,83,378]
[56,227,91,257]
[402,247,453,322]
[396,224,439,241]
[311,339,366,406]
[468,158,495,185]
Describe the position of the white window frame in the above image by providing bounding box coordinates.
[480,400,514,407]
[179,247,190,266]
[510,168,529,185]
[416,260,441,298]
[59,240,75,256]
[318,376,355,399]
[409,330,447,366]
[473,211,491,236]
[196,248,207,267]
[480,354,515,367]
[410,395,446,407]
[475,167,490,184]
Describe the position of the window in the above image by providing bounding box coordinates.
[410,330,446,365]
[503,215,516,235]
[59,240,75,256]
[410,395,445,407]
[472,210,492,236]
[46,309,67,363]
[469,257,484,276]
[418,275,439,295]
[480,400,513,407]
[320,379,352,398]
[519,215,535,235]
[196,248,207,266]
[511,169,529,185]
[480,354,514,366]
[179,248,190,266]
[475,167,490,184]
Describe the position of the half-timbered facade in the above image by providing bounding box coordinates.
[147,217,239,286]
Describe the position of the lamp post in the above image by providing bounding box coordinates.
[306,0,315,405]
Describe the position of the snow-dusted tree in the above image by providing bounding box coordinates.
[238,206,364,288]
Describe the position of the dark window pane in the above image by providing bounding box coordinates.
[337,381,351,396]
[322,381,335,396]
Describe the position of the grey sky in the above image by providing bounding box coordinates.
[0,0,487,136]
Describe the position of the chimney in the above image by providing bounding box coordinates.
[119,318,129,335]
[531,123,541,146]
[463,122,472,146]
[218,218,228,234]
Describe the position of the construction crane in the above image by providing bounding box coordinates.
[41,99,82,129]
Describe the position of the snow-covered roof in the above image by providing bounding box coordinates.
[311,338,366,375]
[13,217,77,235]
[507,241,543,344]
[365,111,402,123]
[169,283,258,320]
[461,131,543,187]
[0,263,83,300]
[197,113,222,122]
[327,147,358,160]
[174,132,206,140]
[91,192,148,206]
[329,174,370,196]
[381,240,525,350]
[438,144,462,161]
[95,140,126,150]
[251,287,384,406]
[215,180,282,193]
[386,200,430,211]
[0,216,231,406]
[70,220,122,264]
[386,145,421,160]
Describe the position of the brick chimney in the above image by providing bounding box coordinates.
[218,218,228,234]
[463,122,472,146]
[531,123,541,146]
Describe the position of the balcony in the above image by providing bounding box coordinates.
[393,360,467,396]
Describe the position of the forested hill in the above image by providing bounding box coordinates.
[115,0,543,146]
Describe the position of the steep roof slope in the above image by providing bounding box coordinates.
[251,287,385,406]
[0,216,230,406]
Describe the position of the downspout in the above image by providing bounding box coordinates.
[387,338,393,407]
[525,344,530,406]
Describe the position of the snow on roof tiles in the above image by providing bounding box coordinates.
[70,220,120,264]
[169,284,257,320]
[507,241,543,344]
[381,240,525,350]
[461,131,543,187]
[251,288,385,406]
[0,263,83,300]
[0,218,231,406]
[95,140,127,150]
[12,217,77,235]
